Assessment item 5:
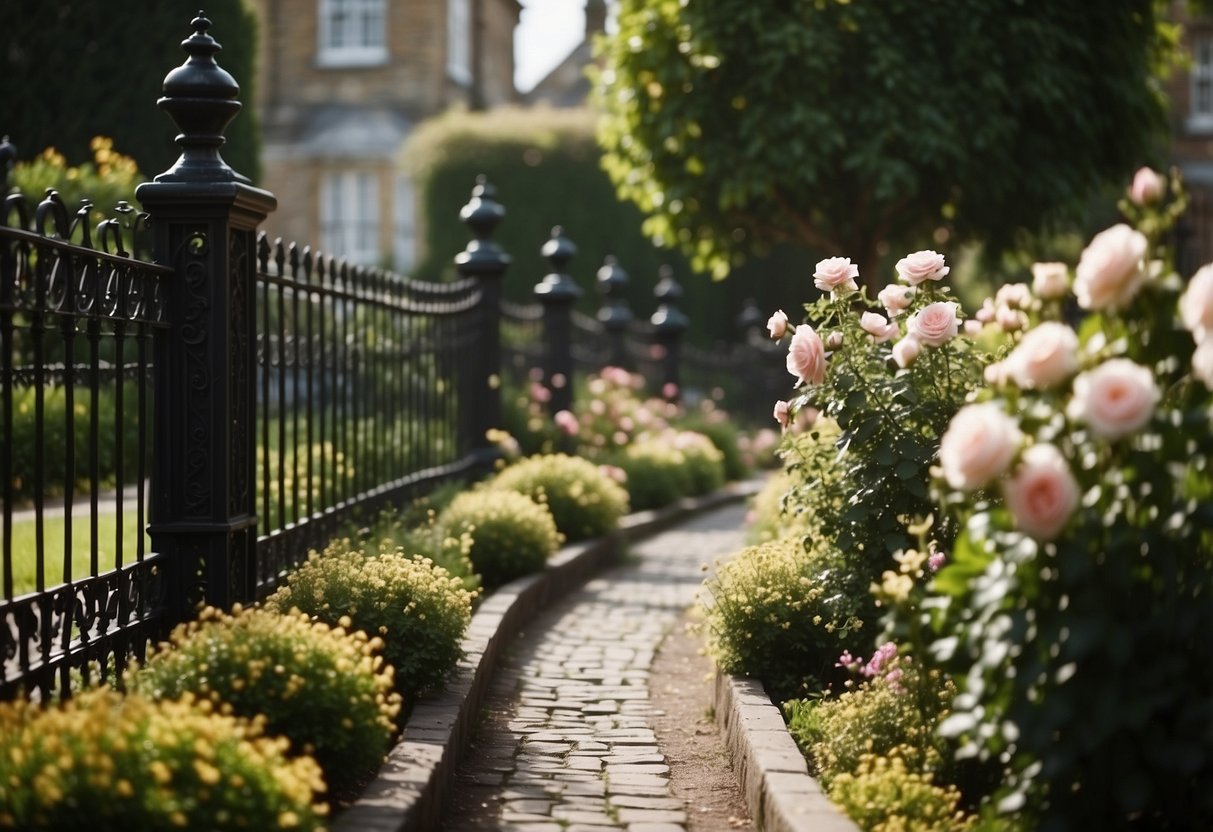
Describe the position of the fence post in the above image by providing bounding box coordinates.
[596,255,633,370]
[136,14,277,616]
[534,226,583,416]
[455,176,510,470]
[651,265,688,402]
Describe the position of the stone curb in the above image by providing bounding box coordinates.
[335,480,761,832]
[714,673,860,832]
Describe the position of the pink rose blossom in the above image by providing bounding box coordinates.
[825,331,844,351]
[1031,262,1070,300]
[964,319,984,336]
[895,250,949,285]
[984,361,1009,386]
[907,301,960,347]
[1068,358,1160,440]
[938,402,1022,491]
[530,382,551,404]
[892,337,921,368]
[995,283,1032,309]
[813,256,860,294]
[773,400,790,429]
[1004,322,1080,390]
[599,464,627,484]
[975,298,996,324]
[1192,340,1213,389]
[1179,264,1213,342]
[928,550,946,572]
[860,311,897,343]
[995,306,1027,333]
[1002,443,1079,541]
[554,409,580,436]
[878,284,915,316]
[767,309,789,340]
[786,324,827,385]
[662,382,680,400]
[1073,224,1148,310]
[1130,166,1164,205]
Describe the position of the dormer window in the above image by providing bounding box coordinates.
[318,0,387,67]
[1190,36,1213,133]
[448,0,471,84]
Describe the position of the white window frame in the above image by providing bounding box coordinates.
[1190,36,1213,133]
[320,171,380,266]
[317,0,387,68]
[447,0,472,85]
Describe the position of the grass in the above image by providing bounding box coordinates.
[4,511,150,598]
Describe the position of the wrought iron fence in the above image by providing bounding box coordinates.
[0,12,768,701]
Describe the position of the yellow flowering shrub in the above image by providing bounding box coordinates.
[699,536,864,700]
[133,606,400,800]
[265,542,477,699]
[438,489,561,589]
[613,437,693,511]
[669,429,726,495]
[0,689,325,830]
[489,453,629,542]
[10,137,141,224]
[828,753,975,832]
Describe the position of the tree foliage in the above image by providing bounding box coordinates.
[0,0,261,185]
[596,0,1175,282]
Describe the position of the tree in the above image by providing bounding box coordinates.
[0,1,260,186]
[596,0,1177,283]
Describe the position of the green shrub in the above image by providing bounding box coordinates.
[670,429,726,495]
[828,752,976,832]
[438,489,561,589]
[489,453,629,542]
[745,470,810,544]
[265,542,477,700]
[134,606,400,800]
[699,536,864,701]
[679,409,749,481]
[614,438,693,511]
[785,660,956,789]
[0,689,325,830]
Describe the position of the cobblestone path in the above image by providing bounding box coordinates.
[443,503,749,831]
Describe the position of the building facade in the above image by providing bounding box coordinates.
[1169,4,1213,274]
[247,0,520,271]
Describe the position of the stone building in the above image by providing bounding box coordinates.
[1169,3,1213,273]
[246,0,520,271]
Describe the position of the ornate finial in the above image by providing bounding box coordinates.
[735,297,764,332]
[459,175,505,241]
[152,12,247,183]
[0,136,15,191]
[596,255,633,328]
[534,226,583,302]
[651,265,688,332]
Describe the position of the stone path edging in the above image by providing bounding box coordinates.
[714,673,860,832]
[335,483,758,832]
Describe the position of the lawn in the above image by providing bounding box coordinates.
[4,511,150,598]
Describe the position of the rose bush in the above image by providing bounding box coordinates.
[927,168,1213,828]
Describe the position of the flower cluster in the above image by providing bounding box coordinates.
[926,167,1213,826]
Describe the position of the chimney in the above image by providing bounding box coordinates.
[585,0,607,38]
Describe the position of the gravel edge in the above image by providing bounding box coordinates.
[334,481,761,832]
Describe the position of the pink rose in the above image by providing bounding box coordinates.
[1002,443,1079,541]
[825,331,844,351]
[907,301,960,347]
[767,309,789,340]
[995,283,1032,309]
[554,409,580,436]
[860,311,897,343]
[1031,262,1070,300]
[895,250,949,286]
[786,324,826,385]
[1180,264,1213,342]
[878,284,915,316]
[814,257,860,294]
[1073,224,1148,310]
[773,400,790,429]
[892,337,921,368]
[938,402,1022,491]
[1192,340,1213,390]
[984,361,1008,386]
[1068,358,1160,440]
[1004,322,1079,390]
[1130,166,1164,205]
